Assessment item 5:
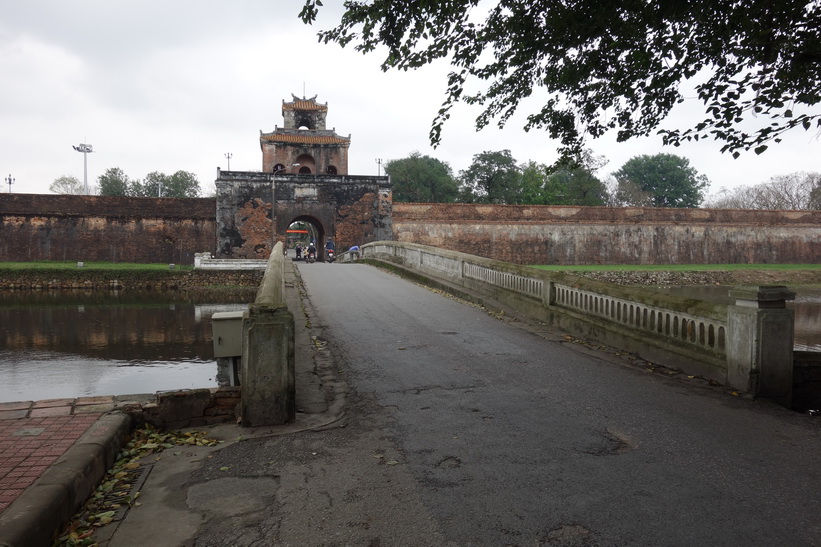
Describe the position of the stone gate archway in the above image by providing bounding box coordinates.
[215,171,392,260]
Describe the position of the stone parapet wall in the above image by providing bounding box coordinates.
[393,203,821,265]
[394,203,821,224]
[122,387,241,429]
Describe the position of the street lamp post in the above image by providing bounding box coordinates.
[72,143,93,195]
[5,174,14,193]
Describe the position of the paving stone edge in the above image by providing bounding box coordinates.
[0,413,134,547]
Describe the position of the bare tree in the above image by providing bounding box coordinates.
[705,172,821,210]
[49,175,85,195]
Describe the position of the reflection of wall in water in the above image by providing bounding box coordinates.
[0,296,248,361]
[793,299,821,351]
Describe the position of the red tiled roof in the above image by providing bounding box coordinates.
[283,100,328,112]
[261,133,350,145]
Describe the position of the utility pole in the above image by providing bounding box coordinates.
[225,152,232,170]
[72,143,93,194]
[375,158,383,176]
[5,173,14,193]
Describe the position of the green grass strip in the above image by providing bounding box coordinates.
[532,263,821,272]
[0,261,193,272]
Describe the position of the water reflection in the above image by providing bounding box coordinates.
[0,291,252,403]
[659,286,821,352]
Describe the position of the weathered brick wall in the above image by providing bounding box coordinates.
[393,204,821,265]
[215,172,392,258]
[0,194,216,264]
[4,195,818,266]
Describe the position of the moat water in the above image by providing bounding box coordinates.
[0,291,251,403]
[0,286,818,403]
[660,286,821,352]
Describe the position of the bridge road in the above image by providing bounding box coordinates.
[287,261,821,546]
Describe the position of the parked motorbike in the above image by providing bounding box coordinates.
[327,249,335,263]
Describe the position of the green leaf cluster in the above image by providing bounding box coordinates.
[613,153,709,208]
[301,0,821,160]
[456,149,608,205]
[385,152,459,202]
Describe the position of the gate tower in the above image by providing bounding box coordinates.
[215,94,391,260]
[260,94,350,175]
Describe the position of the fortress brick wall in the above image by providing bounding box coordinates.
[2,196,818,266]
[392,204,821,265]
[0,194,216,264]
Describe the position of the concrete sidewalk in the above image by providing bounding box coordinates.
[0,399,136,546]
[0,262,345,547]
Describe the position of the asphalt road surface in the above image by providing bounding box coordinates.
[111,261,820,546]
[285,262,820,546]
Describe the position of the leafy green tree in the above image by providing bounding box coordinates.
[133,171,167,197]
[614,154,709,208]
[385,152,459,202]
[165,171,202,198]
[97,168,130,196]
[300,1,821,159]
[519,161,551,205]
[128,171,202,198]
[49,175,84,195]
[458,150,522,204]
[544,166,608,206]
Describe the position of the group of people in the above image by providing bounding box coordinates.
[292,238,344,261]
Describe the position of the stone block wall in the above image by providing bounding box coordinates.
[215,171,392,259]
[0,194,216,264]
[393,204,821,265]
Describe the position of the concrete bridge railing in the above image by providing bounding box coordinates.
[240,241,295,425]
[360,241,796,406]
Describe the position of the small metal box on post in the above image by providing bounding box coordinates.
[212,311,245,386]
[727,285,796,407]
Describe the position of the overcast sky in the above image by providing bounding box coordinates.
[2,0,818,198]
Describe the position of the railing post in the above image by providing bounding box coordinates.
[241,304,295,425]
[240,242,295,426]
[726,285,796,406]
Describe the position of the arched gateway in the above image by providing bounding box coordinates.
[214,95,392,260]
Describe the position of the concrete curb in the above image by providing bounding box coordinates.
[0,413,133,547]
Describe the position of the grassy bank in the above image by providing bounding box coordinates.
[532,264,821,272]
[0,261,193,271]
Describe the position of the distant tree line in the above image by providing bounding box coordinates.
[386,151,709,208]
[50,168,202,198]
[386,150,821,211]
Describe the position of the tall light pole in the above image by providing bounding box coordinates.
[225,152,232,170]
[5,174,14,193]
[72,143,93,194]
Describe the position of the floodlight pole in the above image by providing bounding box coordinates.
[73,143,93,194]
